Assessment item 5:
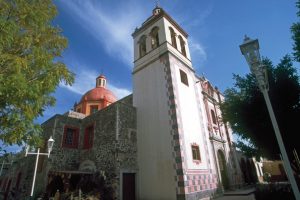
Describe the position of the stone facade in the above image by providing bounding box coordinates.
[0,153,36,200]
[0,95,137,199]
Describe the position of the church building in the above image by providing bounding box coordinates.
[0,6,243,200]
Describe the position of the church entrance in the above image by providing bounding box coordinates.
[46,171,91,198]
[47,175,64,197]
[217,150,229,190]
[122,173,136,200]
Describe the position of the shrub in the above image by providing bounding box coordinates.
[255,183,295,200]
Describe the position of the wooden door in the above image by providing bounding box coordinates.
[122,173,136,200]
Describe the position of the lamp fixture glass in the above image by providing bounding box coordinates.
[239,35,261,68]
[47,136,54,154]
[239,36,268,91]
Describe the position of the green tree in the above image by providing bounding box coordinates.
[221,0,300,160]
[221,56,300,159]
[291,0,300,62]
[0,0,74,145]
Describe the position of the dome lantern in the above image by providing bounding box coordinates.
[96,75,106,88]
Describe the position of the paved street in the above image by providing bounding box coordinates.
[213,188,256,200]
[214,194,255,200]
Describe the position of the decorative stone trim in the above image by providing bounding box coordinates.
[160,53,187,199]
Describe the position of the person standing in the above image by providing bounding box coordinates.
[53,190,60,200]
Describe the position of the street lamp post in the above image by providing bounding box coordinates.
[240,36,300,200]
[25,136,54,197]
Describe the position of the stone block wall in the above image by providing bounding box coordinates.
[35,95,137,198]
[2,95,137,199]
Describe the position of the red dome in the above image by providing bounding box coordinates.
[80,87,117,103]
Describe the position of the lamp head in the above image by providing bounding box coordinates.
[25,145,29,157]
[24,136,31,157]
[47,136,54,154]
[240,35,269,91]
[239,35,261,71]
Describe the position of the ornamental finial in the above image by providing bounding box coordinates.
[244,35,250,42]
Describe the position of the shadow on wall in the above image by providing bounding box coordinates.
[240,158,258,185]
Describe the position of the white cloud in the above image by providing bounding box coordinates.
[59,1,210,69]
[61,69,96,95]
[189,38,207,63]
[60,67,131,99]
[108,85,131,99]
[59,1,146,67]
[168,4,211,68]
[185,4,213,28]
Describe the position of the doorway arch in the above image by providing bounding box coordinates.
[47,175,64,197]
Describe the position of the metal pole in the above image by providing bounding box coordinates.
[30,148,40,197]
[279,154,288,179]
[261,89,300,199]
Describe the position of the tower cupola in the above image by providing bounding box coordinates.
[96,74,106,88]
[152,6,162,16]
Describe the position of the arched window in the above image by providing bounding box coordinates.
[139,35,147,58]
[150,27,159,49]
[211,109,217,124]
[179,35,186,57]
[169,27,177,49]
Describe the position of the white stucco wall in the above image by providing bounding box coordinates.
[132,10,224,198]
[133,16,179,198]
[195,83,218,174]
[169,59,209,171]
[133,58,177,200]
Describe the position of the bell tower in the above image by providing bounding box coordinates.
[132,6,192,70]
[132,6,217,200]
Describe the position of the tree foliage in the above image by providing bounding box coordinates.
[221,56,300,159]
[221,0,300,160]
[291,0,300,62]
[0,0,74,145]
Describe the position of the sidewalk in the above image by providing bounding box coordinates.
[213,187,256,200]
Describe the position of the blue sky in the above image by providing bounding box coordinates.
[48,0,297,119]
[1,1,298,152]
